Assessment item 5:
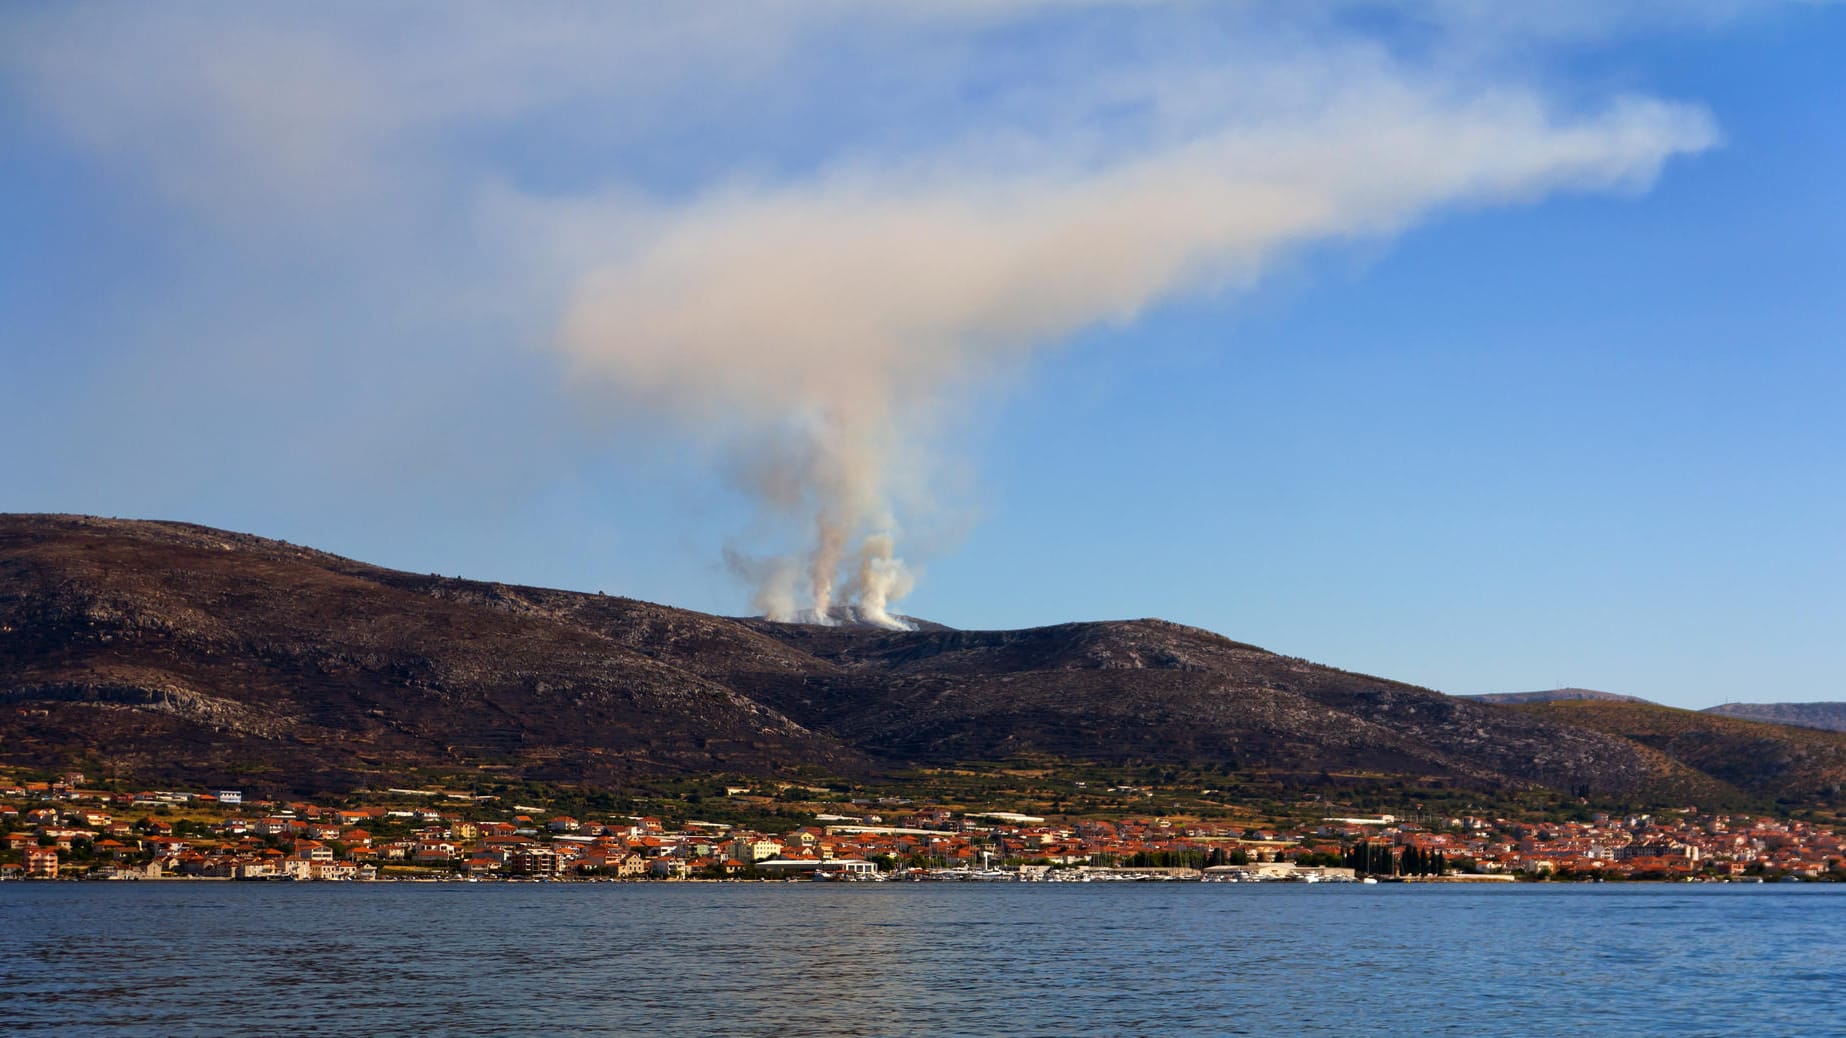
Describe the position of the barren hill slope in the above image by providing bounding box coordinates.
[728,618,1684,796]
[1512,699,1846,805]
[0,514,1824,809]
[0,515,859,791]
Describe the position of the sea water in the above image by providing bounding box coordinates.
[2,883,1839,1035]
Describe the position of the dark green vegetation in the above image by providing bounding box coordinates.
[3,514,1842,820]
[388,756,1692,833]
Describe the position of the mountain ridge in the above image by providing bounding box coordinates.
[1463,688,1655,706]
[1704,701,1846,734]
[1,514,1838,814]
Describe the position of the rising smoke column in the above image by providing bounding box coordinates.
[557,89,1714,628]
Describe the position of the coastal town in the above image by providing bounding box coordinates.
[4,770,1843,884]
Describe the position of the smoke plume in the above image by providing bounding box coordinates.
[556,86,1712,627]
[553,82,1705,620]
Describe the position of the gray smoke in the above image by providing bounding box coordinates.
[556,92,1714,628]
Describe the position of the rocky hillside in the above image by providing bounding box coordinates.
[1508,699,1846,806]
[0,515,860,792]
[0,515,1828,808]
[719,621,1683,797]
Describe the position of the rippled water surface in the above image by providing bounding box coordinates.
[3,883,1840,1035]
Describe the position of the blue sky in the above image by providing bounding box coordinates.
[2,2,1841,706]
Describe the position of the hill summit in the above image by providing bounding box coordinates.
[1463,688,1654,706]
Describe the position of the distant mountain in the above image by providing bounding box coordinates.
[1705,702,1846,734]
[1463,688,1654,706]
[0,514,1838,812]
